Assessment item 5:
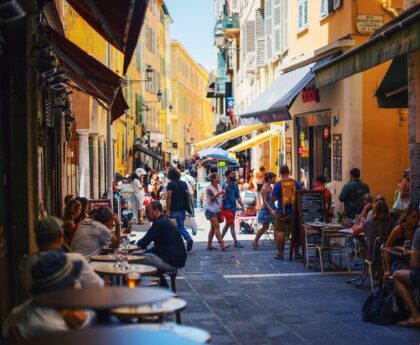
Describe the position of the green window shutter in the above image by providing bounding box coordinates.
[136,95,143,124]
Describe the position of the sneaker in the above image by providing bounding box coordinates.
[294,252,303,260]
[186,240,193,252]
[274,254,284,260]
[234,241,244,248]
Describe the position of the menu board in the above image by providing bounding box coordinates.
[333,134,342,181]
[411,147,420,206]
[88,199,112,212]
[296,190,327,224]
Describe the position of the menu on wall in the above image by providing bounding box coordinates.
[296,191,327,224]
[333,134,342,181]
[411,147,420,206]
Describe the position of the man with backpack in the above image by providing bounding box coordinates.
[271,165,302,260]
[339,168,370,226]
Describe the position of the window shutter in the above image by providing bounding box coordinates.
[320,0,328,18]
[245,20,255,53]
[280,0,288,53]
[265,0,274,61]
[273,0,281,56]
[298,0,308,30]
[303,0,308,27]
[255,8,265,67]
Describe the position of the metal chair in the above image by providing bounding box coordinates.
[356,236,385,291]
[304,224,321,269]
[315,227,350,274]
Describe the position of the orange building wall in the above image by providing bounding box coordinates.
[362,62,409,204]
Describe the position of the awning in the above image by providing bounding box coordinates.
[240,54,337,125]
[50,29,128,122]
[134,145,163,161]
[375,55,408,108]
[193,124,264,151]
[66,0,148,74]
[228,129,280,153]
[314,4,420,88]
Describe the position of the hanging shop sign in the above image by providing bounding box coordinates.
[323,127,330,139]
[285,137,292,172]
[301,87,320,103]
[356,15,384,34]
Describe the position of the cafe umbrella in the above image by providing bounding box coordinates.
[198,148,239,165]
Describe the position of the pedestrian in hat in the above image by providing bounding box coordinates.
[132,168,147,224]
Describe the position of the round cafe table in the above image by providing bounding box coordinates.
[102,244,139,253]
[120,323,211,343]
[32,287,174,310]
[90,254,146,263]
[15,327,200,345]
[93,263,157,277]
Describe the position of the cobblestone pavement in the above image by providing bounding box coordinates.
[132,212,420,345]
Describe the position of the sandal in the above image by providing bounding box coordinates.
[221,244,230,250]
[398,319,420,328]
[207,245,218,250]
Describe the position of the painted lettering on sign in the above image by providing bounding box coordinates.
[356,15,384,34]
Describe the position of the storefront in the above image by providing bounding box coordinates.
[295,111,332,189]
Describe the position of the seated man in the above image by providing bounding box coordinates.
[393,226,420,327]
[8,250,93,340]
[136,201,187,286]
[20,216,104,292]
[71,207,120,259]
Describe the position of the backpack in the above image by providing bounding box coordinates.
[281,179,296,212]
[353,181,369,214]
[362,281,408,325]
[240,221,254,234]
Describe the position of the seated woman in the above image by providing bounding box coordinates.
[353,201,395,263]
[240,183,258,216]
[384,205,420,277]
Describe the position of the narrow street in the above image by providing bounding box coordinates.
[133,213,419,345]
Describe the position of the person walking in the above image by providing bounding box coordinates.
[252,172,277,249]
[339,168,370,226]
[313,175,332,221]
[132,168,147,225]
[271,165,302,260]
[221,170,245,248]
[205,173,229,250]
[166,168,193,252]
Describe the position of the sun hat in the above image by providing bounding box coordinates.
[135,168,147,176]
[34,216,63,244]
[30,250,82,294]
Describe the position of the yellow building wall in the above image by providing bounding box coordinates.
[362,62,409,204]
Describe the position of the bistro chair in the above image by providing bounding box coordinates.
[356,237,386,291]
[315,227,350,274]
[304,224,321,269]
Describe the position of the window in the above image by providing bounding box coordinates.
[320,0,334,18]
[255,7,266,67]
[298,0,308,30]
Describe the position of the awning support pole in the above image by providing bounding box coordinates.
[106,43,113,208]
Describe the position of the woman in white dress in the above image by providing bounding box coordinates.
[132,168,147,224]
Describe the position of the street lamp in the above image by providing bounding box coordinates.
[125,65,154,84]
[214,27,225,48]
[144,90,163,104]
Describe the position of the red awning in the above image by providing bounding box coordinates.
[50,28,128,122]
[66,0,148,74]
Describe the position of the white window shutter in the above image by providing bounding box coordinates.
[320,0,328,18]
[303,0,308,27]
[281,0,288,53]
[298,0,303,30]
[273,0,281,56]
[245,20,255,53]
[255,8,266,67]
[265,0,274,61]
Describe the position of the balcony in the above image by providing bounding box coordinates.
[223,14,239,38]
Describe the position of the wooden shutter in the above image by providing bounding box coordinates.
[320,0,328,18]
[280,0,288,53]
[255,8,266,67]
[265,0,273,61]
[273,0,281,56]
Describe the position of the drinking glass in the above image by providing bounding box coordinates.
[127,271,141,288]
[332,218,338,225]
[314,218,320,225]
[114,249,122,269]
[121,249,129,270]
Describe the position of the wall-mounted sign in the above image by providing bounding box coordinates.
[285,137,292,172]
[356,15,384,34]
[332,134,342,181]
[302,87,320,103]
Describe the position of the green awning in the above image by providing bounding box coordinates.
[314,5,420,87]
[375,55,408,108]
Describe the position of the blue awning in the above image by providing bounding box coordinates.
[240,54,337,125]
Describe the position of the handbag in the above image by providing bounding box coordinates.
[185,214,198,235]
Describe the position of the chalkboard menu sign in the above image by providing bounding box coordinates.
[333,134,342,181]
[411,147,420,206]
[296,190,327,224]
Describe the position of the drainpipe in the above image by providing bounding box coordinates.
[381,0,399,18]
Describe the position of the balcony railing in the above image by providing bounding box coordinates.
[223,13,239,29]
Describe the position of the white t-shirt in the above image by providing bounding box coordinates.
[71,219,112,259]
[181,174,196,195]
[7,300,94,340]
[19,252,104,293]
[205,184,223,213]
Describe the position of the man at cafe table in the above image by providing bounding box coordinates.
[135,201,187,288]
[392,226,420,327]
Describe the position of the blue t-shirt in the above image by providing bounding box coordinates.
[222,182,240,212]
[272,179,302,215]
